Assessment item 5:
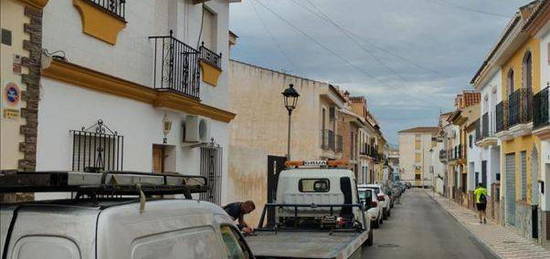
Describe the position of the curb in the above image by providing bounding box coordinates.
[424,190,501,259]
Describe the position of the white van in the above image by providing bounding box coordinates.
[0,171,254,259]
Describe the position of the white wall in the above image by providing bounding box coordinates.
[36,78,229,174]
[42,0,231,110]
[36,0,235,202]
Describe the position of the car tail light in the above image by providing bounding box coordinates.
[377,195,385,201]
[370,201,378,207]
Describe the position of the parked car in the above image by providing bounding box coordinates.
[361,183,391,219]
[0,170,255,259]
[358,186,383,228]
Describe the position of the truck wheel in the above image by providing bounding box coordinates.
[367,229,374,246]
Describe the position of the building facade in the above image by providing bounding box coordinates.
[471,0,549,244]
[228,60,348,223]
[398,127,439,187]
[1,0,240,204]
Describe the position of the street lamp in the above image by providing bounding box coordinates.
[282,84,300,160]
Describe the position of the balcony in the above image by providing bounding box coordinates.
[439,149,447,162]
[199,42,221,69]
[474,119,481,142]
[336,135,343,153]
[321,129,335,151]
[149,31,201,99]
[481,112,489,138]
[534,87,549,129]
[533,86,550,139]
[477,112,498,147]
[508,88,532,128]
[496,101,508,133]
[85,0,126,20]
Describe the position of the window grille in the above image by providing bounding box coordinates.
[71,120,124,172]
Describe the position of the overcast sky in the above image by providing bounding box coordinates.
[229,0,532,145]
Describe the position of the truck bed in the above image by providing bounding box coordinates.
[245,230,368,258]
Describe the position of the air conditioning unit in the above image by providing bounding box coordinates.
[183,115,210,144]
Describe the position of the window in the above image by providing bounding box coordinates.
[201,6,217,50]
[12,236,80,259]
[522,51,532,90]
[299,178,330,192]
[71,120,124,172]
[220,226,250,259]
[415,174,421,180]
[469,134,473,148]
[507,69,514,96]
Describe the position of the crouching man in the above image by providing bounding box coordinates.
[223,200,256,234]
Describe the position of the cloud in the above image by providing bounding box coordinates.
[229,0,532,144]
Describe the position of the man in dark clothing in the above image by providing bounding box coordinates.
[223,200,256,233]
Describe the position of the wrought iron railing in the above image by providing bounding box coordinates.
[439,149,447,161]
[149,31,201,99]
[321,129,335,151]
[85,0,126,20]
[508,88,532,127]
[481,112,489,138]
[199,42,222,69]
[496,101,508,133]
[533,86,549,129]
[336,135,343,153]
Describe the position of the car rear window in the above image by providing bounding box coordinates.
[358,190,373,202]
[299,178,330,192]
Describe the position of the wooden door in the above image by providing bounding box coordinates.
[152,145,165,173]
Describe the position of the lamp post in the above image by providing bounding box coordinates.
[282,84,300,160]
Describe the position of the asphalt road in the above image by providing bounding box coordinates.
[362,189,497,259]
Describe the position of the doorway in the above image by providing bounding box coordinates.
[152,145,166,173]
[267,155,287,227]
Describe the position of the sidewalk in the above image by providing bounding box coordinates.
[428,190,550,259]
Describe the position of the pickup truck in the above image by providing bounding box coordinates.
[245,160,373,259]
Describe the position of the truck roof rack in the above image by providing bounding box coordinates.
[0,170,207,197]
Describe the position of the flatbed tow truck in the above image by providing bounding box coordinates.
[245,160,373,259]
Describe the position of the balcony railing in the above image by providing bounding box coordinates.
[474,119,481,142]
[199,42,222,69]
[533,86,549,129]
[439,149,447,161]
[481,112,489,138]
[336,135,343,153]
[496,101,508,133]
[85,0,126,20]
[321,129,335,151]
[149,31,201,99]
[508,88,532,127]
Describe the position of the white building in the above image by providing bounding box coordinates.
[398,127,439,187]
[473,70,502,199]
[35,0,240,203]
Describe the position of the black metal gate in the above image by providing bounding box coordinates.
[200,146,223,205]
[267,155,287,227]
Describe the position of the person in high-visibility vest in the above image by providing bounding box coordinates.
[474,183,488,224]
